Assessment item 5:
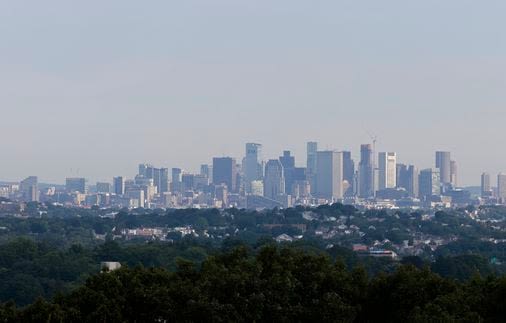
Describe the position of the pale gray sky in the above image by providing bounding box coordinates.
[1,0,505,185]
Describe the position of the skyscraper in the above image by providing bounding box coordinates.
[96,182,111,193]
[359,144,374,198]
[419,168,441,200]
[212,157,237,192]
[113,176,125,195]
[342,151,355,197]
[435,151,451,185]
[306,142,318,194]
[407,165,419,198]
[200,164,212,180]
[242,143,263,192]
[20,176,38,202]
[279,150,295,195]
[316,150,343,200]
[171,168,182,193]
[263,159,285,200]
[158,168,169,193]
[378,152,397,190]
[66,178,86,193]
[481,172,491,197]
[396,164,408,190]
[497,173,506,203]
[450,160,458,187]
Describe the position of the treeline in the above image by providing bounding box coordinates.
[1,246,505,322]
[0,238,215,306]
[0,236,501,307]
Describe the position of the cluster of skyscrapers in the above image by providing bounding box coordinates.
[1,142,505,209]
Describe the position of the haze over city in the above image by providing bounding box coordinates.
[2,0,506,185]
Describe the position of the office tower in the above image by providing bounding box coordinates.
[113,176,125,195]
[200,164,213,181]
[66,178,86,193]
[126,190,145,208]
[243,143,263,192]
[378,152,397,190]
[213,157,237,192]
[316,151,343,200]
[200,164,209,177]
[497,173,506,203]
[158,168,169,193]
[419,168,441,200]
[396,164,409,190]
[214,184,228,207]
[292,180,311,199]
[279,151,295,195]
[435,151,451,185]
[193,174,209,191]
[342,151,355,196]
[359,144,374,198]
[306,142,318,194]
[20,176,38,202]
[140,165,168,193]
[450,160,458,187]
[171,168,182,193]
[407,165,419,198]
[138,164,149,177]
[264,159,285,200]
[481,172,492,197]
[96,182,111,193]
[182,174,195,191]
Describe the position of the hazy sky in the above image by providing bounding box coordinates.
[1,0,505,185]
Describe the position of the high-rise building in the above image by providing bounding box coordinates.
[96,182,111,193]
[497,173,506,203]
[359,144,374,198]
[182,173,195,191]
[126,190,145,208]
[306,142,318,194]
[481,172,492,197]
[342,151,355,197]
[263,159,285,200]
[138,164,149,177]
[435,151,451,185]
[378,152,397,190]
[450,160,458,187]
[316,150,343,200]
[213,157,237,192]
[20,176,38,202]
[279,151,295,195]
[200,164,213,181]
[407,165,419,198]
[419,168,441,200]
[113,176,125,195]
[396,164,408,190]
[243,143,263,193]
[171,168,182,193]
[158,168,169,193]
[66,178,86,193]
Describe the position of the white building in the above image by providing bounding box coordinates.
[378,152,397,190]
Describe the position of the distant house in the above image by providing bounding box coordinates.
[275,234,294,243]
[101,262,122,272]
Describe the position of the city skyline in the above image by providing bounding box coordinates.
[0,140,499,188]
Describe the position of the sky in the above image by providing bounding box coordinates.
[1,0,505,186]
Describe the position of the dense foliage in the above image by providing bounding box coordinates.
[1,246,505,322]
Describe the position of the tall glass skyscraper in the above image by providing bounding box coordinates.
[359,144,374,198]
